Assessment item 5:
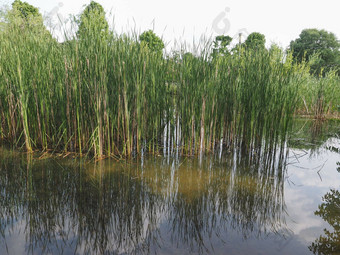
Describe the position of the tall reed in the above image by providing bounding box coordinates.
[0,12,310,158]
[297,70,340,119]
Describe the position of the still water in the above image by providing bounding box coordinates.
[0,120,340,255]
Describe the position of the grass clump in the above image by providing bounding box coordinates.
[0,6,328,158]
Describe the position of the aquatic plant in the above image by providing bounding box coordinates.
[0,9,311,158]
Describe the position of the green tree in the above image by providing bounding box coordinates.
[290,29,340,76]
[10,0,44,28]
[309,189,340,254]
[11,0,41,19]
[6,0,50,37]
[182,52,196,61]
[139,30,164,53]
[212,35,232,58]
[77,1,109,40]
[244,32,266,51]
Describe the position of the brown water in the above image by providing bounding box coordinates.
[0,119,339,254]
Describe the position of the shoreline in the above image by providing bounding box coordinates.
[1,116,339,160]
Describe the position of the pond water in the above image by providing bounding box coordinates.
[0,119,340,255]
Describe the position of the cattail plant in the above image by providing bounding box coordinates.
[0,7,315,158]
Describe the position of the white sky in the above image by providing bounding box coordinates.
[1,0,340,50]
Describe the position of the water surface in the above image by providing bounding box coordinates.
[0,119,340,254]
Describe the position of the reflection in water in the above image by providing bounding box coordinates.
[0,146,289,254]
[309,141,340,255]
[289,119,340,154]
[310,189,340,255]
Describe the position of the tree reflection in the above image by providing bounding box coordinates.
[309,189,340,255]
[0,146,289,254]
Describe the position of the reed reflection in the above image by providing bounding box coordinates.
[0,147,289,254]
[289,119,340,154]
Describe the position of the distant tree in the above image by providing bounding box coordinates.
[139,30,164,53]
[309,189,340,254]
[10,0,44,27]
[290,29,340,76]
[77,1,109,40]
[11,0,41,19]
[244,32,266,51]
[212,35,232,58]
[7,0,50,37]
[182,52,196,61]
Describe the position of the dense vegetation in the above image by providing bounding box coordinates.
[290,29,340,76]
[0,1,339,158]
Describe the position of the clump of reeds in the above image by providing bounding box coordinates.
[172,47,306,156]
[297,70,340,119]
[0,9,312,158]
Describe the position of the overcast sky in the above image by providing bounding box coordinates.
[1,0,339,50]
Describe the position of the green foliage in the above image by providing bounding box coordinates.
[139,30,165,53]
[11,0,40,19]
[0,8,59,151]
[212,35,232,58]
[0,5,337,158]
[290,29,340,76]
[244,32,266,51]
[269,44,283,58]
[297,70,340,118]
[8,0,47,35]
[182,52,196,61]
[77,1,109,40]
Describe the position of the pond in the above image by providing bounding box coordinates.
[0,119,340,255]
